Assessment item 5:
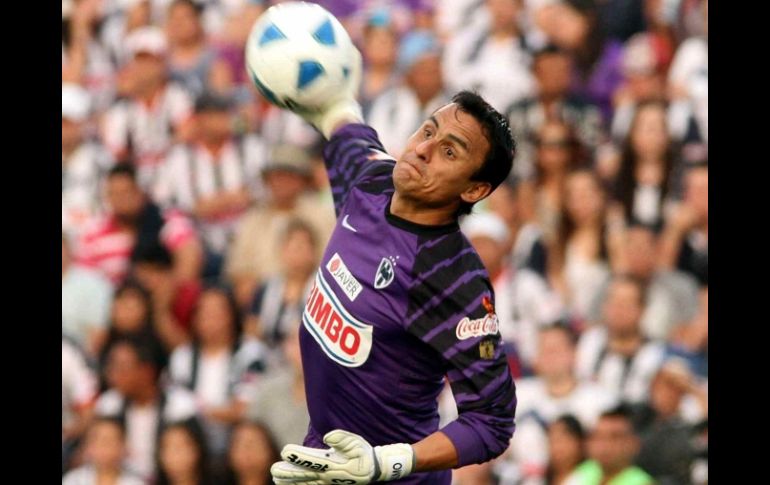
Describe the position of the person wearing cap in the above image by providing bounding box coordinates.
[442,0,535,113]
[367,30,449,159]
[101,26,194,199]
[359,7,400,117]
[62,83,115,238]
[157,90,266,273]
[225,144,335,307]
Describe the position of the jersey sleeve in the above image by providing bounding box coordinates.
[322,123,396,217]
[404,240,516,466]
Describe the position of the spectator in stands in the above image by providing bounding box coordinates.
[668,287,708,378]
[247,323,309,448]
[76,164,203,288]
[98,280,173,377]
[462,212,563,373]
[487,177,549,278]
[63,235,113,355]
[367,29,449,158]
[165,0,231,98]
[245,219,317,348]
[443,0,535,112]
[156,420,217,485]
[101,26,194,196]
[504,325,617,483]
[659,164,707,287]
[359,8,400,117]
[159,90,266,272]
[96,337,199,480]
[225,144,334,307]
[576,275,665,403]
[589,223,699,341]
[668,0,708,144]
[62,83,114,237]
[548,169,618,326]
[633,358,707,484]
[612,100,678,229]
[528,120,590,243]
[545,415,587,485]
[567,405,654,484]
[62,417,144,485]
[505,45,604,179]
[131,242,202,334]
[535,0,625,123]
[223,420,281,485]
[168,285,268,460]
[62,336,99,471]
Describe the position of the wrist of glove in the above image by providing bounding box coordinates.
[271,429,415,484]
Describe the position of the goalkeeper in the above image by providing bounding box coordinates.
[270,45,518,485]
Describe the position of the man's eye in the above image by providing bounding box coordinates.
[445,147,455,158]
[423,129,432,138]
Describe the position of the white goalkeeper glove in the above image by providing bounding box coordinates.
[271,429,415,485]
[290,46,364,139]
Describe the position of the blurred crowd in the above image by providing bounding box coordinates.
[61,0,708,484]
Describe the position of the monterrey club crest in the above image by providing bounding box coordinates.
[374,256,398,289]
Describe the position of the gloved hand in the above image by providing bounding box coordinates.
[271,429,415,485]
[290,46,364,139]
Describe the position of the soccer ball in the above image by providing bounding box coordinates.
[245,1,358,112]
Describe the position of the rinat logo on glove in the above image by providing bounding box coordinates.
[286,453,331,471]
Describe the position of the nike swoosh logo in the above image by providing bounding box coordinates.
[342,215,357,232]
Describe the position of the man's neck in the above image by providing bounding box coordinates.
[608,332,643,357]
[544,374,578,398]
[95,466,120,484]
[201,137,228,157]
[390,192,456,227]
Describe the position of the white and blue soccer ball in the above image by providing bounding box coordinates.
[245,1,357,112]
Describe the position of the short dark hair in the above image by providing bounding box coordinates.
[540,323,579,347]
[599,403,637,429]
[108,163,138,182]
[451,91,515,216]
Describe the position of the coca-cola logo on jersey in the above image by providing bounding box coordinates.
[455,313,500,340]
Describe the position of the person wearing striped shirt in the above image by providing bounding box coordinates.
[157,91,266,268]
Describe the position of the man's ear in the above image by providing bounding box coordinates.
[460,181,493,205]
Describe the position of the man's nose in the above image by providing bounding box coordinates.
[415,138,434,162]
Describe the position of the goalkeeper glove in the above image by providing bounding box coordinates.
[290,46,364,139]
[271,429,415,485]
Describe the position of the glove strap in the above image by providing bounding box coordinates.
[374,443,415,482]
[318,101,363,139]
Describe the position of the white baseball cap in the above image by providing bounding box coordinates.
[125,26,168,58]
[62,83,91,122]
[460,212,510,245]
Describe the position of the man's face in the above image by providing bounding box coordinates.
[394,104,491,211]
[106,175,145,222]
[105,344,144,396]
[197,110,231,142]
[685,168,708,220]
[129,53,166,91]
[588,417,639,473]
[603,280,643,336]
[535,53,572,99]
[85,421,125,468]
[534,328,575,379]
[625,227,657,278]
[265,170,308,206]
[486,0,519,32]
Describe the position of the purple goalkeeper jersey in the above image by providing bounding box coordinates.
[299,124,516,484]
